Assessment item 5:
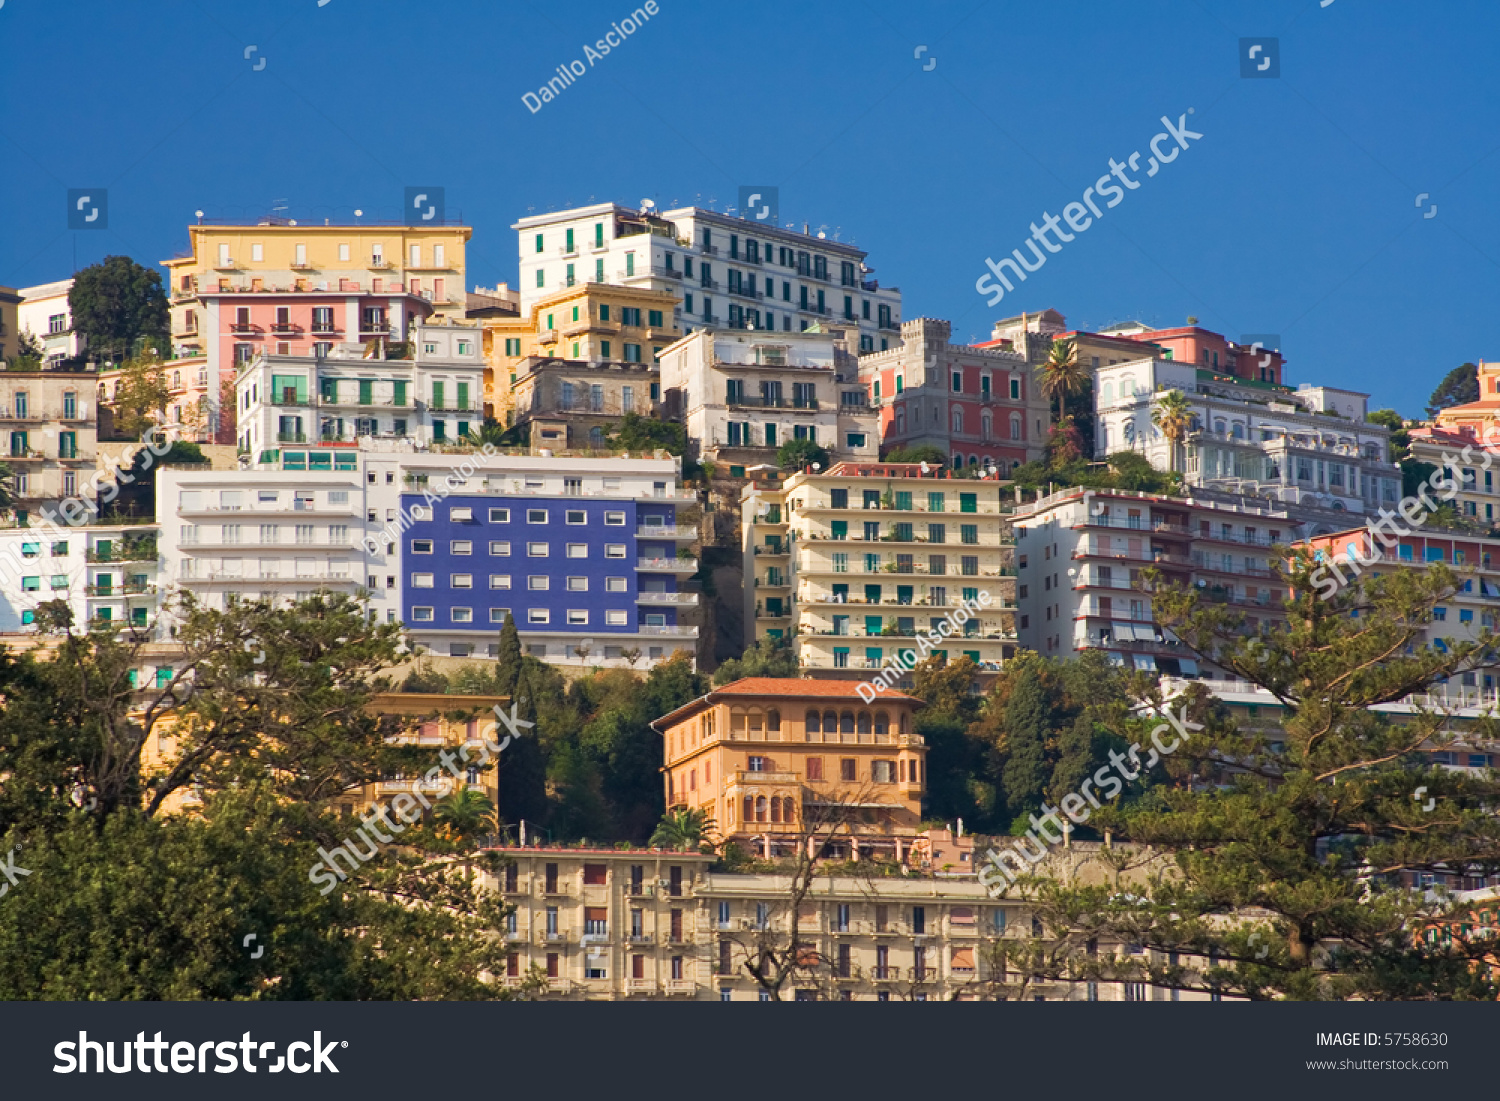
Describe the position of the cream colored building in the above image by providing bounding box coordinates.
[742,461,1017,679]
[0,368,97,524]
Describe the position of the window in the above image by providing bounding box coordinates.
[490,541,512,556]
[452,608,473,623]
[450,506,473,522]
[565,509,587,525]
[450,574,473,588]
[491,575,512,589]
[567,544,588,558]
[605,511,626,526]
[410,573,434,588]
[528,542,549,557]
[568,609,588,624]
[840,758,857,781]
[528,608,550,624]
[489,608,512,623]
[528,576,550,590]
[605,544,627,559]
[411,606,434,622]
[606,577,627,592]
[450,540,472,555]
[606,609,628,626]
[489,508,510,523]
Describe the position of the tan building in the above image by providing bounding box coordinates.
[0,285,19,364]
[742,462,1018,679]
[0,368,97,524]
[483,282,678,423]
[651,677,928,860]
[1406,424,1500,530]
[511,357,661,452]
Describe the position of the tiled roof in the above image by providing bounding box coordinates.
[710,677,919,701]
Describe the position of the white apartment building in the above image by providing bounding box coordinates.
[0,523,159,636]
[659,328,879,468]
[1012,486,1295,673]
[235,322,486,455]
[1094,357,1399,534]
[17,280,86,367]
[512,203,903,354]
[743,462,1017,680]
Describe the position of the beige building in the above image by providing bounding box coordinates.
[0,286,19,364]
[742,462,1018,679]
[0,368,97,524]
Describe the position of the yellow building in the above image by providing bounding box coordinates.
[1432,361,1500,438]
[651,677,928,860]
[483,282,677,423]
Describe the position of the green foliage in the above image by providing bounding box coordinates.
[713,636,797,685]
[432,787,498,841]
[1367,409,1409,463]
[649,806,717,852]
[1426,363,1478,418]
[108,350,172,439]
[607,411,686,455]
[69,255,170,364]
[882,444,948,466]
[8,329,44,370]
[776,437,830,472]
[1009,450,1181,495]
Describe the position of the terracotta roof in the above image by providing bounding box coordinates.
[710,677,920,702]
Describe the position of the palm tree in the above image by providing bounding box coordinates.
[1036,338,1085,426]
[432,787,498,842]
[1151,388,1193,471]
[650,806,717,852]
[0,461,14,515]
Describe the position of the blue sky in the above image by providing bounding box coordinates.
[2,0,1497,417]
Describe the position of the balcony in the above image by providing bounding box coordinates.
[638,624,698,637]
[635,591,699,605]
[277,432,309,443]
[636,524,690,538]
[726,396,820,410]
[368,257,393,269]
[359,321,391,335]
[733,769,799,784]
[628,933,654,945]
[638,556,697,573]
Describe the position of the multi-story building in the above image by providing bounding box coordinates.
[1087,320,1286,386]
[0,368,97,524]
[659,328,879,472]
[512,203,902,354]
[1431,360,1500,438]
[0,285,19,363]
[743,462,1017,677]
[234,322,486,456]
[651,677,928,860]
[482,282,677,423]
[1012,486,1294,671]
[1405,424,1500,529]
[859,317,1049,474]
[398,453,698,666]
[154,217,472,443]
[510,357,660,451]
[1092,355,1398,533]
[15,280,84,367]
[0,522,159,635]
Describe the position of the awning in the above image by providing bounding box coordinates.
[1134,654,1158,671]
[1179,658,1200,676]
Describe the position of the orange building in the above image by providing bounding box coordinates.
[1432,361,1500,438]
[651,677,927,860]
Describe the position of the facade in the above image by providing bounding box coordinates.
[1012,487,1294,670]
[658,328,879,468]
[15,280,83,367]
[0,369,98,523]
[512,203,902,354]
[398,453,697,665]
[234,322,486,456]
[1093,355,1398,533]
[510,357,660,451]
[1431,360,1500,437]
[483,282,677,423]
[743,462,1017,677]
[1090,321,1286,386]
[156,218,472,443]
[0,523,159,636]
[860,317,1050,473]
[651,678,928,860]
[1406,425,1500,529]
[0,286,19,364]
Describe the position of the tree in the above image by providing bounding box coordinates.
[1150,389,1192,472]
[607,411,686,455]
[1037,337,1084,426]
[908,656,999,829]
[649,806,717,852]
[432,787,498,842]
[108,350,171,439]
[776,437,829,472]
[999,659,1053,820]
[1019,553,1500,999]
[0,462,14,514]
[1367,409,1409,464]
[8,329,43,370]
[1426,363,1479,418]
[882,444,948,466]
[69,255,169,364]
[713,636,797,685]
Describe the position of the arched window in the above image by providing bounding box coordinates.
[172,370,181,388]
[1231,422,1245,440]
[783,798,795,824]
[900,712,909,735]
[770,796,782,823]
[874,711,890,740]
[1119,377,1133,396]
[857,712,872,738]
[1213,418,1227,436]
[981,413,992,438]
[731,710,747,736]
[840,710,855,735]
[1102,381,1115,402]
[1010,413,1021,439]
[1098,421,1108,450]
[747,710,764,739]
[755,796,768,823]
[589,426,606,448]
[197,367,208,386]
[805,709,820,737]
[767,709,781,736]
[743,795,754,823]
[952,454,963,470]
[895,410,906,434]
[1123,420,1135,444]
[952,407,964,433]
[969,454,979,467]
[822,710,837,738]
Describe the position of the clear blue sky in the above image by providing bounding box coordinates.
[2,0,1497,418]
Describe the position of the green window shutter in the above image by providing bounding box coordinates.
[830,520,847,539]
[594,223,604,247]
[960,493,977,513]
[929,493,945,512]
[431,382,445,409]
[393,381,407,406]
[601,341,611,358]
[358,380,373,405]
[895,491,912,510]
[457,382,469,410]
[864,616,883,635]
[320,378,336,401]
[433,422,446,441]
[600,304,610,321]
[566,228,574,251]
[535,233,544,253]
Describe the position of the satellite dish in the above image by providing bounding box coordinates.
[194,209,204,218]
[817,231,827,239]
[811,462,822,472]
[919,461,930,473]
[641,198,656,210]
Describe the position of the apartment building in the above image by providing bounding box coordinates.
[15,280,84,367]
[1093,355,1398,533]
[155,217,472,442]
[1012,487,1294,671]
[1432,360,1500,438]
[1406,425,1500,529]
[234,322,485,456]
[652,678,928,860]
[397,452,698,667]
[659,328,879,471]
[482,282,676,422]
[0,368,97,524]
[1088,320,1286,386]
[0,523,159,635]
[0,286,19,363]
[512,203,902,353]
[742,462,1017,677]
[860,317,1050,474]
[509,357,660,451]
